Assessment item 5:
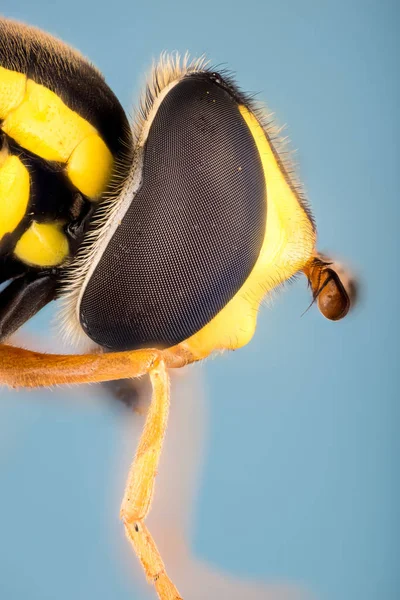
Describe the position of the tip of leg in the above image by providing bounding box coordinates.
[154,572,183,600]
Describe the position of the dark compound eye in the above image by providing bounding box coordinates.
[79,74,267,351]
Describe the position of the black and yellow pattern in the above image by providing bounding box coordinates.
[0,18,344,356]
[0,18,130,341]
[0,18,130,271]
[0,20,356,600]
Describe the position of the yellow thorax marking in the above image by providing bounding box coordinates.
[182,105,316,358]
[0,66,26,118]
[0,153,30,239]
[67,134,114,199]
[2,79,96,162]
[0,66,113,200]
[14,221,69,267]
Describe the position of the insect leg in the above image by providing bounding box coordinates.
[0,346,163,387]
[120,360,182,600]
[0,341,195,388]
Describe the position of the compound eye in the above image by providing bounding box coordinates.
[306,255,357,321]
[78,72,267,351]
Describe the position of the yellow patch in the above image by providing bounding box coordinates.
[67,134,114,199]
[0,154,30,239]
[14,221,69,267]
[0,66,113,200]
[181,106,316,358]
[0,66,27,119]
[2,79,96,162]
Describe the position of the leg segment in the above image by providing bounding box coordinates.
[121,360,182,600]
[0,344,192,388]
[0,340,196,599]
[0,345,161,387]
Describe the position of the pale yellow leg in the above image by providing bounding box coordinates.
[120,360,183,600]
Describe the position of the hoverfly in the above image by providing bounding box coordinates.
[0,17,356,600]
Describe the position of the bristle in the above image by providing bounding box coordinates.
[58,53,210,347]
[132,52,209,147]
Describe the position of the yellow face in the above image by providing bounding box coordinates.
[179,106,316,357]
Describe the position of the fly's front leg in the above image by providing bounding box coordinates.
[0,345,161,387]
[120,360,183,600]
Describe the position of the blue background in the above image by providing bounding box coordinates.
[0,2,398,599]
